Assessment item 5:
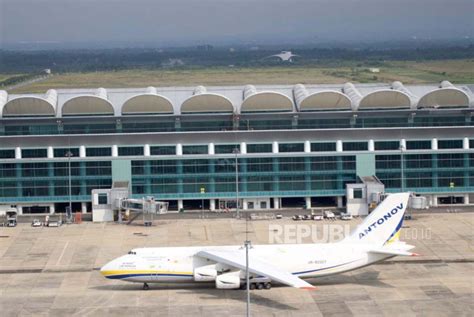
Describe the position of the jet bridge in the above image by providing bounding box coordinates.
[118,197,168,225]
[92,181,168,223]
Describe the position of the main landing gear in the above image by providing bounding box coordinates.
[240,282,272,290]
[143,283,150,290]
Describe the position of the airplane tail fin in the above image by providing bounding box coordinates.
[342,193,410,246]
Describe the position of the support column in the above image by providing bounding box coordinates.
[400,139,406,150]
[273,197,280,209]
[208,143,215,155]
[463,194,470,205]
[144,144,150,157]
[242,199,248,210]
[272,141,279,154]
[432,195,438,207]
[368,139,375,152]
[463,137,469,150]
[49,204,55,215]
[431,138,438,150]
[176,144,183,195]
[240,142,247,154]
[81,202,88,214]
[79,146,86,158]
[305,197,311,209]
[304,141,311,153]
[210,199,216,211]
[17,206,23,215]
[112,145,118,157]
[15,147,21,159]
[272,141,279,192]
[178,200,184,211]
[337,196,343,208]
[336,140,344,191]
[47,146,54,159]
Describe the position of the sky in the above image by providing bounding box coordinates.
[1,0,473,48]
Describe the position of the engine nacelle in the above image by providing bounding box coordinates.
[216,272,241,289]
[194,265,217,282]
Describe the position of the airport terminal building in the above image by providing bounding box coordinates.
[0,81,473,214]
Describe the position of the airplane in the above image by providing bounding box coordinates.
[265,51,299,62]
[101,192,417,290]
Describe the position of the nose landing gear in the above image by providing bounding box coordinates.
[143,283,149,290]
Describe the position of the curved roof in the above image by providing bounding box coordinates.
[62,88,113,116]
[241,91,293,112]
[181,93,234,113]
[359,89,412,109]
[418,87,470,108]
[299,91,352,111]
[2,89,57,117]
[122,94,173,114]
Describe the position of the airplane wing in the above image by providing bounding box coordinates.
[196,249,316,290]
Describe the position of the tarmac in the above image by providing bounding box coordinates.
[0,211,473,316]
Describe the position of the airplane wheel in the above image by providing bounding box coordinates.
[249,283,256,290]
[240,283,246,290]
[143,283,149,290]
[264,282,272,290]
[257,283,264,290]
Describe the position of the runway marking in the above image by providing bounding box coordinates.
[56,241,69,266]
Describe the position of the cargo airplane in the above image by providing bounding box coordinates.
[101,193,416,290]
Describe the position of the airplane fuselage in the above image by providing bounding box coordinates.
[101,243,391,284]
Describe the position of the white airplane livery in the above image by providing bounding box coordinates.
[101,193,417,290]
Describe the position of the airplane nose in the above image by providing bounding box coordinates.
[100,260,115,277]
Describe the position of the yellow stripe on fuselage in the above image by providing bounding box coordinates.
[100,270,193,277]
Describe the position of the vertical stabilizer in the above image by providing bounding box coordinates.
[343,193,409,246]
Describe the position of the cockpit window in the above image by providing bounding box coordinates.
[128,251,137,255]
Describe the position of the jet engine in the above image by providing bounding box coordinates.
[215,272,241,289]
[193,264,217,282]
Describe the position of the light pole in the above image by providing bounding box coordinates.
[233,147,240,219]
[65,150,73,221]
[399,144,405,192]
[245,239,251,317]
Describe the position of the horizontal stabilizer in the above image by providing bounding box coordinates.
[369,246,418,257]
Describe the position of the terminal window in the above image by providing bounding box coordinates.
[247,144,272,153]
[279,143,304,153]
[215,144,239,154]
[22,148,47,158]
[0,149,15,159]
[98,193,108,205]
[343,142,368,151]
[118,146,144,156]
[311,142,336,152]
[438,139,463,149]
[183,145,208,155]
[150,146,175,155]
[406,140,431,150]
[54,148,80,158]
[374,141,400,151]
[353,189,363,199]
[86,147,112,157]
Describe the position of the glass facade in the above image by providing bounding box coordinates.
[2,112,473,137]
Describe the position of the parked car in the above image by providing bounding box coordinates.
[31,219,43,227]
[324,210,336,220]
[292,215,303,221]
[312,215,323,221]
[275,214,283,219]
[303,215,312,221]
[340,213,353,221]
